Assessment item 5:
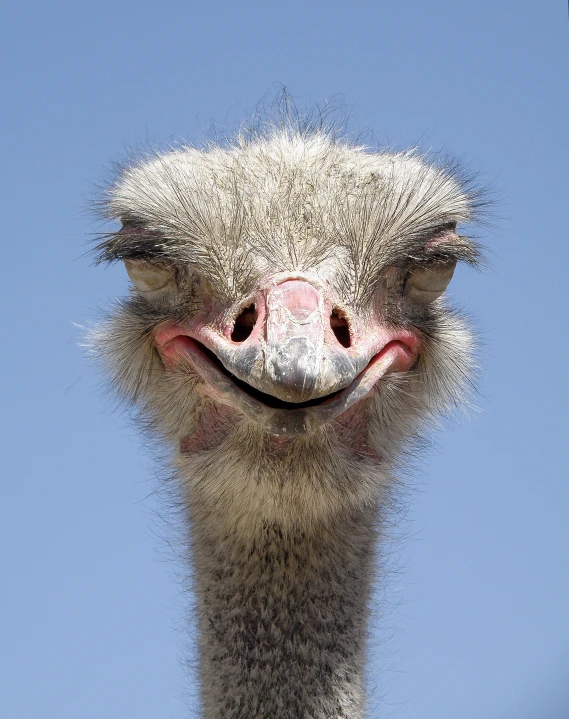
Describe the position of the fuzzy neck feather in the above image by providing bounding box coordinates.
[191,503,377,719]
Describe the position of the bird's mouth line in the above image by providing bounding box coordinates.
[167,336,414,435]
[196,342,346,410]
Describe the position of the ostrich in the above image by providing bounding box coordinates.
[93,115,482,719]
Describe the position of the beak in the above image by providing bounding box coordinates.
[154,276,419,431]
[204,279,367,403]
[262,280,361,402]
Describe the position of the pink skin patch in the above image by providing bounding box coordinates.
[154,275,421,444]
[332,402,380,460]
[180,401,241,454]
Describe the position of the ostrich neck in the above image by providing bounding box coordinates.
[191,503,377,719]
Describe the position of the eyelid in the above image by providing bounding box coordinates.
[123,258,176,294]
[404,260,457,304]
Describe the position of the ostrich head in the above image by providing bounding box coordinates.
[95,128,480,532]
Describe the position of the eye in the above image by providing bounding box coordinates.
[404,261,456,304]
[123,258,176,297]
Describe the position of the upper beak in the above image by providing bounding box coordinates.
[263,280,361,402]
[209,279,367,403]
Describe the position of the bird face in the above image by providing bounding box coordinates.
[96,132,480,461]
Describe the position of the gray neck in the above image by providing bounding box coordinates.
[191,506,377,719]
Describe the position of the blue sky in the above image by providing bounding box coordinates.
[1,1,567,717]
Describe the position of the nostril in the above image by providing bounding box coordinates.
[231,304,258,342]
[330,309,351,348]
